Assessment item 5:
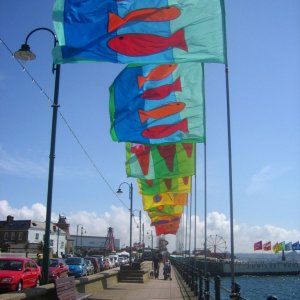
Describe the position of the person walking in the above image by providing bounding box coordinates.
[152,251,161,279]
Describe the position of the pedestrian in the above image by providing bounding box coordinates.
[152,251,161,279]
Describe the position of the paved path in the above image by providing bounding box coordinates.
[88,264,195,300]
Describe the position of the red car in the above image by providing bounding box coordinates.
[0,257,41,292]
[37,258,69,282]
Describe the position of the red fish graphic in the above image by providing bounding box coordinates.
[139,102,185,123]
[108,6,181,33]
[142,118,188,139]
[130,144,151,175]
[138,64,177,88]
[107,29,188,57]
[157,144,176,172]
[141,77,181,100]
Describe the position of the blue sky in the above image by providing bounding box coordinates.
[0,0,299,253]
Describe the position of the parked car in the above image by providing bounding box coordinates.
[84,259,94,275]
[37,258,69,282]
[65,257,87,278]
[91,255,104,272]
[109,255,119,267]
[85,257,100,273]
[118,257,126,266]
[0,257,41,292]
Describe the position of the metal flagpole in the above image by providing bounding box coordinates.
[225,65,237,295]
[194,147,197,258]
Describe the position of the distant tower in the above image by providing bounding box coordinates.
[56,214,70,237]
[104,227,115,252]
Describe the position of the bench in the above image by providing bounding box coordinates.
[55,276,91,300]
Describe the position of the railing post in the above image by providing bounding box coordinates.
[190,264,194,289]
[230,282,241,300]
[214,275,221,300]
[194,267,198,296]
[204,272,210,300]
[198,270,204,300]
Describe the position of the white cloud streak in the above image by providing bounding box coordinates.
[0,147,47,178]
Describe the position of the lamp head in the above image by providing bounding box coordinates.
[116,188,123,194]
[14,44,36,61]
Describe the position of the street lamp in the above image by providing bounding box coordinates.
[15,27,61,285]
[76,224,83,253]
[147,230,153,249]
[116,182,133,267]
[80,226,86,249]
[133,210,141,251]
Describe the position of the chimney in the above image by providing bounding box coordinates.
[6,215,14,223]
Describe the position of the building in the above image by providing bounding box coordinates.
[69,234,120,254]
[0,215,67,257]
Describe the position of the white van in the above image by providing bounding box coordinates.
[109,255,119,267]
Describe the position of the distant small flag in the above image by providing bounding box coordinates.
[254,240,262,251]
[273,242,279,253]
[278,241,285,251]
[292,241,300,251]
[263,241,271,251]
[285,242,293,251]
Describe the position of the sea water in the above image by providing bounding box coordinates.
[218,275,300,300]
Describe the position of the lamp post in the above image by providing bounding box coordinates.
[80,226,86,250]
[15,27,61,285]
[56,227,60,257]
[133,210,141,252]
[116,182,133,267]
[142,223,144,248]
[147,231,153,249]
[76,224,82,254]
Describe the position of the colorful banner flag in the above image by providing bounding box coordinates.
[278,241,285,251]
[110,63,205,144]
[263,241,271,251]
[143,193,187,210]
[53,0,227,64]
[138,176,191,195]
[292,241,300,251]
[126,143,195,179]
[285,242,293,251]
[150,215,181,226]
[147,205,184,218]
[254,240,262,251]
[155,221,180,235]
[273,242,279,253]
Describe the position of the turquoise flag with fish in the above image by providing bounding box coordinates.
[110,63,205,144]
[52,0,227,64]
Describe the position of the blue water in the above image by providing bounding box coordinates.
[218,275,300,300]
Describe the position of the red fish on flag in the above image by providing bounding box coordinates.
[137,64,177,88]
[254,241,262,251]
[108,7,181,33]
[139,102,185,123]
[107,29,188,57]
[140,77,182,100]
[142,118,188,139]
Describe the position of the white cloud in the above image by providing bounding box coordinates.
[246,165,273,193]
[0,200,299,254]
[0,147,47,178]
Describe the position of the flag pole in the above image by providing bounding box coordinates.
[194,146,197,263]
[203,63,208,276]
[225,65,236,291]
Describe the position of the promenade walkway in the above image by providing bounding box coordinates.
[88,264,196,300]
